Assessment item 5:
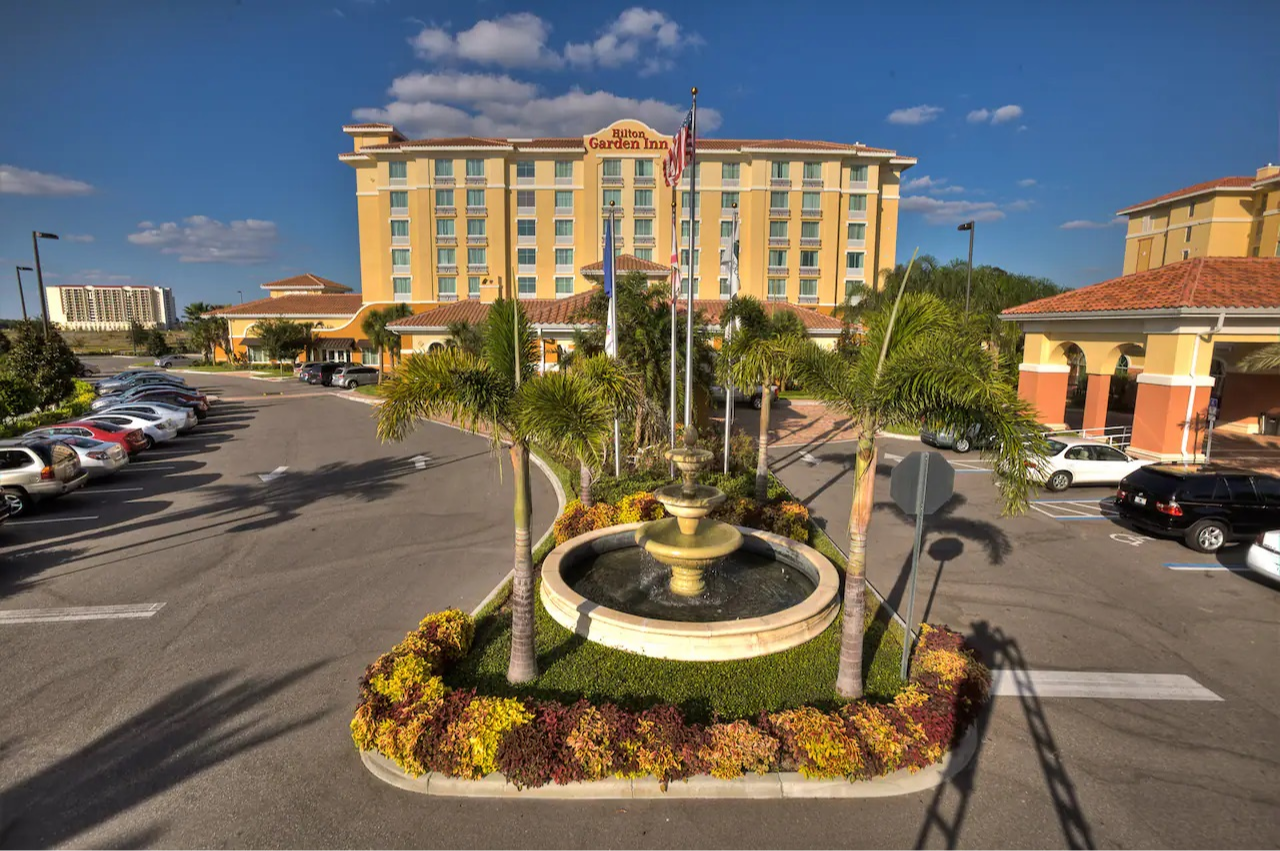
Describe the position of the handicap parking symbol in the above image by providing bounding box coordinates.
[1109,532,1155,547]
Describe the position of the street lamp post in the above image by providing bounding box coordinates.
[957,221,974,314]
[14,266,33,321]
[32,231,58,334]
[237,290,244,304]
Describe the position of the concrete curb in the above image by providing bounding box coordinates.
[360,722,979,799]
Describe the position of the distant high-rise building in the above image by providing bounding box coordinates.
[45,285,178,330]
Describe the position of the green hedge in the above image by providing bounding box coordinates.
[0,380,96,439]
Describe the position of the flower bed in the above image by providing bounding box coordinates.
[351,611,990,790]
[553,490,810,546]
[0,380,96,438]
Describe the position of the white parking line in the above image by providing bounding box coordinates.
[0,603,165,624]
[990,670,1222,701]
[122,464,177,472]
[1164,562,1250,573]
[1030,498,1119,521]
[8,515,100,525]
[78,487,144,494]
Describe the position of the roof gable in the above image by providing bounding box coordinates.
[1117,176,1255,215]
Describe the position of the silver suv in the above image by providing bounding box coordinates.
[0,438,89,517]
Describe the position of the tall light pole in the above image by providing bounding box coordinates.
[237,289,244,304]
[32,231,58,334]
[957,221,974,314]
[15,266,33,321]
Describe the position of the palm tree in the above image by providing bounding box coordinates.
[567,354,640,506]
[381,304,413,370]
[183,302,214,328]
[1240,343,1280,372]
[447,320,484,356]
[792,257,1045,699]
[361,305,411,383]
[720,296,807,500]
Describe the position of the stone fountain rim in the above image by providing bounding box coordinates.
[540,522,840,646]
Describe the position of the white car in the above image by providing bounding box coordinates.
[46,435,129,478]
[79,413,177,448]
[1031,436,1153,492]
[1246,530,1279,583]
[101,402,195,434]
[154,354,194,368]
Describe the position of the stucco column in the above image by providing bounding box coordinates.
[1129,374,1214,460]
[1018,364,1069,429]
[1081,373,1112,435]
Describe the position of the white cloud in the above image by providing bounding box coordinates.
[903,174,944,191]
[900,196,1020,225]
[565,7,702,76]
[1018,178,1037,187]
[127,215,278,264]
[930,185,967,195]
[886,105,943,125]
[0,164,94,196]
[63,234,95,243]
[1017,125,1029,132]
[966,108,990,124]
[46,268,138,285]
[411,13,564,68]
[389,71,538,105]
[1059,217,1127,230]
[1004,199,1034,212]
[355,84,720,138]
[967,104,1024,125]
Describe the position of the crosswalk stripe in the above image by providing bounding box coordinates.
[990,670,1222,701]
[0,603,165,624]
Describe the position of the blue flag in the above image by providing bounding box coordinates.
[604,214,617,357]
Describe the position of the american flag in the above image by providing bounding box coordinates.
[663,108,693,187]
[669,211,681,302]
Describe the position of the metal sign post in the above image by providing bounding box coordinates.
[1204,397,1218,463]
[900,453,929,681]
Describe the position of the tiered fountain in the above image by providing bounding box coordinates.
[541,431,839,661]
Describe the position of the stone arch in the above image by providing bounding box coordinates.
[427,342,444,353]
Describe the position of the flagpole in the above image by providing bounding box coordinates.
[608,200,620,477]
[683,86,698,432]
[724,203,737,474]
[668,191,678,476]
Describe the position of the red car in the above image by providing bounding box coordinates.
[27,421,148,457]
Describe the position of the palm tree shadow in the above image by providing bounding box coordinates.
[0,663,328,849]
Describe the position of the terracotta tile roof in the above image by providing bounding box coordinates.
[692,299,845,332]
[580,253,673,275]
[211,294,364,318]
[516,138,585,150]
[1002,257,1280,316]
[1117,176,1256,214]
[344,123,396,131]
[259,273,351,293]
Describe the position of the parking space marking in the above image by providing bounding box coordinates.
[78,487,144,494]
[8,515,100,525]
[990,670,1222,701]
[952,459,992,473]
[1030,497,1120,521]
[122,464,177,472]
[0,603,165,624]
[1163,562,1250,573]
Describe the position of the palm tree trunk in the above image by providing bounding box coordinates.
[835,432,876,698]
[579,459,594,508]
[506,440,538,684]
[755,383,772,501]
[376,345,384,384]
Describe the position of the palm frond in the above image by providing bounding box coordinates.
[575,353,641,418]
[484,298,537,389]
[1239,343,1280,372]
[517,371,614,464]
[376,348,511,446]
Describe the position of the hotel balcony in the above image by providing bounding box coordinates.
[768,236,789,247]
[555,264,574,274]
[767,292,788,302]
[800,237,821,247]
[849,180,869,190]
[439,292,459,302]
[769,178,791,189]
[798,293,819,304]
[436,236,457,246]
[467,234,487,245]
[800,207,822,219]
[516,175,534,185]
[769,207,789,218]
[465,205,486,216]
[392,264,411,275]
[801,178,823,188]
[633,235,655,247]
[554,206,574,216]
[436,206,456,217]
[394,290,412,302]
[468,264,488,274]
[465,175,486,185]
[767,265,788,276]
[555,175,573,185]
[391,235,410,246]
[721,178,740,188]
[438,264,458,275]
[601,175,624,187]
[799,266,820,276]
[634,176,655,186]
[434,176,455,187]
[633,206,655,216]
[390,176,407,187]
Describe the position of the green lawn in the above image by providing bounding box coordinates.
[354,383,385,397]
[181,363,245,373]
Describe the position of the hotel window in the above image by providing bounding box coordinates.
[720,220,733,239]
[634,248,653,261]
[803,162,821,180]
[389,161,407,181]
[799,279,818,300]
[391,220,409,239]
[555,276,574,297]
[682,191,699,211]
[555,161,573,179]
[602,189,622,207]
[635,159,653,177]
[1141,215,1153,233]
[554,190,573,210]
[392,248,411,268]
[602,159,622,178]
[434,160,453,177]
[438,277,457,298]
[680,278,699,298]
[845,280,860,299]
[466,189,485,207]
[468,276,481,299]
[721,191,739,210]
[800,250,819,267]
[361,347,378,365]
[1181,249,1190,260]
[1188,202,1196,217]
[718,277,731,298]
[767,278,787,299]
[393,277,412,298]
[437,248,455,266]
[517,276,537,297]
[769,249,787,267]
[849,165,868,183]
[515,161,535,180]
[770,191,789,210]
[465,159,484,177]
[681,220,701,239]
[635,189,653,207]
[634,219,654,237]
[801,192,821,212]
[847,223,866,240]
[771,162,790,180]
[801,221,820,239]
[769,220,788,239]
[555,248,573,266]
[435,189,454,207]
[680,249,701,267]
[846,251,865,269]
[467,247,486,266]
[517,248,537,266]
[849,194,867,212]
[390,190,408,210]
[554,220,573,238]
[467,218,486,236]
[722,162,740,181]
[1185,226,1193,243]
[517,219,537,238]
[516,189,535,209]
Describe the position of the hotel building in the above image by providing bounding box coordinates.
[47,284,178,331]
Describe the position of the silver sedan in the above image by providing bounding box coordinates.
[46,435,129,478]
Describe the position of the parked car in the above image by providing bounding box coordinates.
[26,421,148,457]
[295,361,323,379]
[101,401,197,433]
[153,354,194,368]
[96,370,188,393]
[0,437,89,517]
[80,413,177,448]
[91,383,206,413]
[919,423,1001,454]
[331,364,380,389]
[1246,529,1280,582]
[709,383,777,410]
[303,362,343,386]
[1115,465,1280,553]
[1028,436,1152,491]
[75,362,100,378]
[125,388,210,420]
[44,435,128,478]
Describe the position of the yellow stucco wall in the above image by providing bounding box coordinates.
[1121,179,1272,273]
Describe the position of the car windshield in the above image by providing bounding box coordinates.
[58,436,100,449]
[1045,439,1068,455]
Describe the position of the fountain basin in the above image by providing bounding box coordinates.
[541,522,840,661]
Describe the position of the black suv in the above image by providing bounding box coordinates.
[302,362,343,386]
[1115,465,1280,553]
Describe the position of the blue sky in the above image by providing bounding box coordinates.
[1,0,1277,315]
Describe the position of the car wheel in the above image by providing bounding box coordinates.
[1186,519,1229,553]
[954,437,972,453]
[751,395,763,410]
[143,435,156,450]
[2,489,31,517]
[1046,470,1072,492]
[347,380,358,390]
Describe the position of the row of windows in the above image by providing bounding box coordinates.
[398,217,869,243]
[389,159,872,185]
[391,273,866,303]
[391,247,575,266]
[405,188,869,214]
